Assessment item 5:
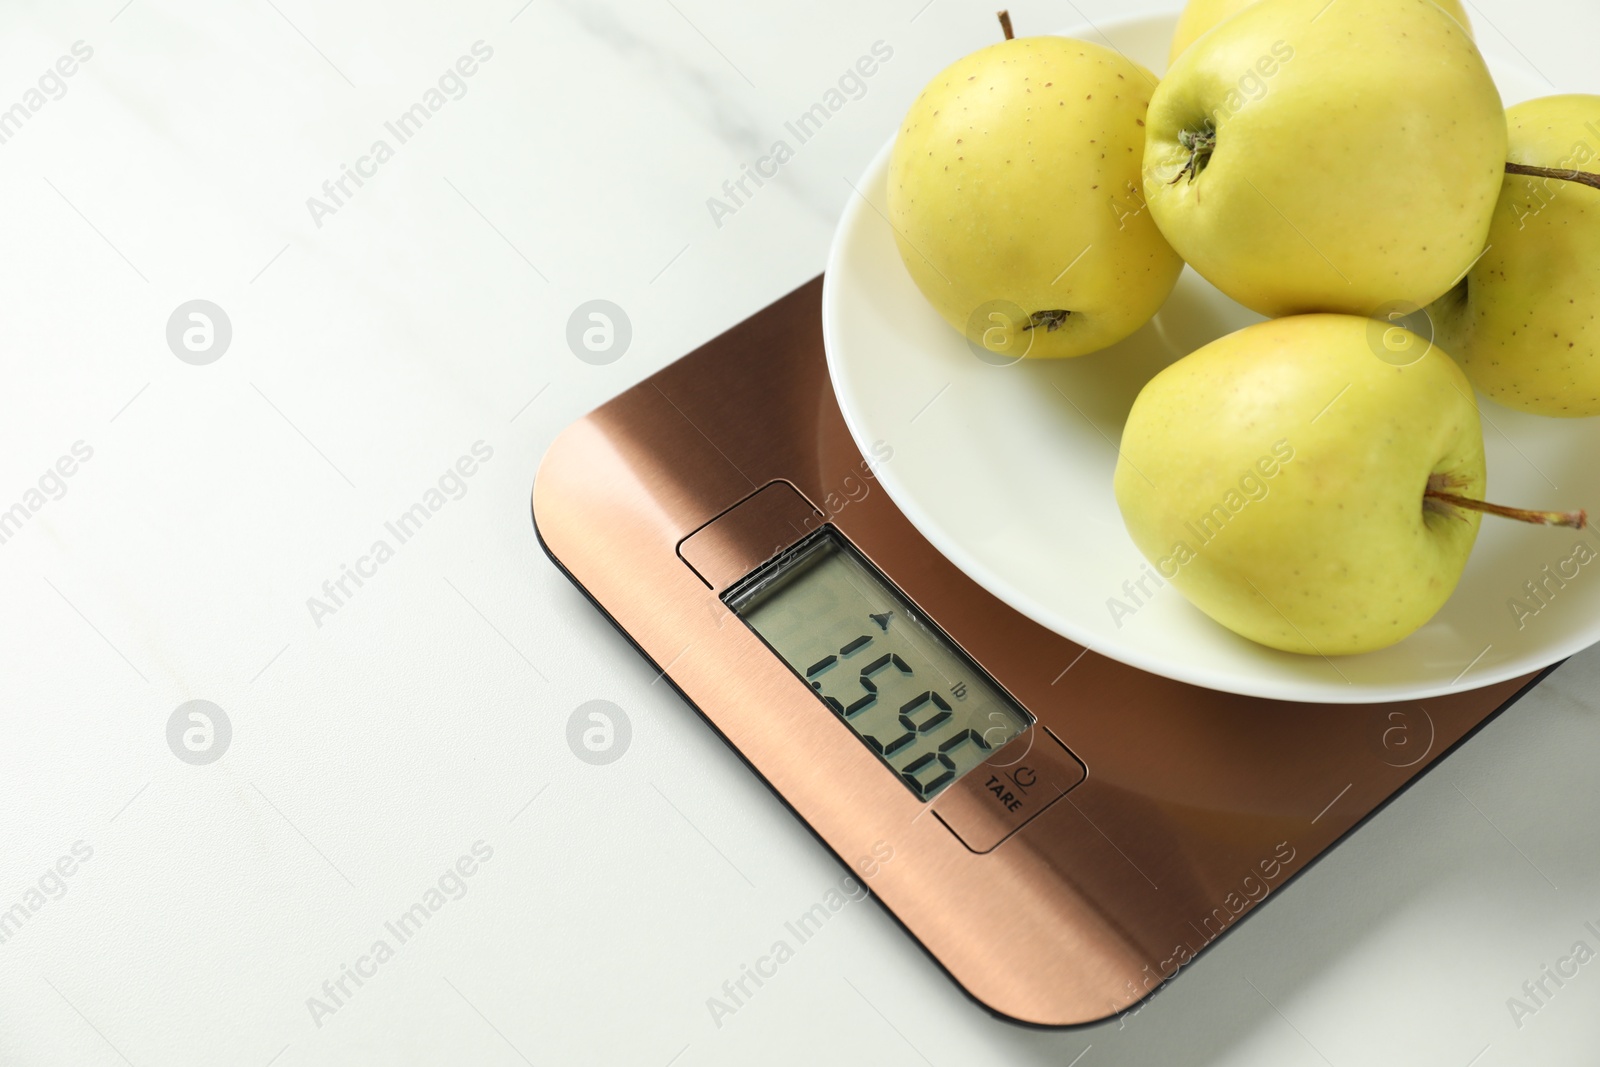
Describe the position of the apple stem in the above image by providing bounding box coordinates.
[997,9,1014,40]
[1425,489,1587,530]
[1169,125,1217,185]
[1505,162,1600,193]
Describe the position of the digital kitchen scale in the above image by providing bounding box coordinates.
[531,276,1549,1027]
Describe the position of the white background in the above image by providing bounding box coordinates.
[2,0,1598,1064]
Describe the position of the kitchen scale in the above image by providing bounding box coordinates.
[531,275,1550,1027]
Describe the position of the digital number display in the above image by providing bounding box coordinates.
[726,529,1031,800]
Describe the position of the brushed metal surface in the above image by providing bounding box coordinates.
[678,481,824,591]
[532,275,1540,1027]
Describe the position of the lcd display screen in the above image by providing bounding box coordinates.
[726,529,1031,800]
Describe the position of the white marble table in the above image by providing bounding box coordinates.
[3,0,1598,1063]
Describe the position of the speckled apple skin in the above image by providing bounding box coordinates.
[888,36,1184,359]
[1433,95,1600,417]
[1114,315,1486,656]
[1144,0,1505,319]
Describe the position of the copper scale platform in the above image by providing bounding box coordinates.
[531,275,1549,1028]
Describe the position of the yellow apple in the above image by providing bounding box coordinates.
[1168,0,1471,67]
[888,35,1183,359]
[1114,315,1486,655]
[1432,95,1600,416]
[1144,0,1505,318]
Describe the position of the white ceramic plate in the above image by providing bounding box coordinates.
[823,10,1600,703]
